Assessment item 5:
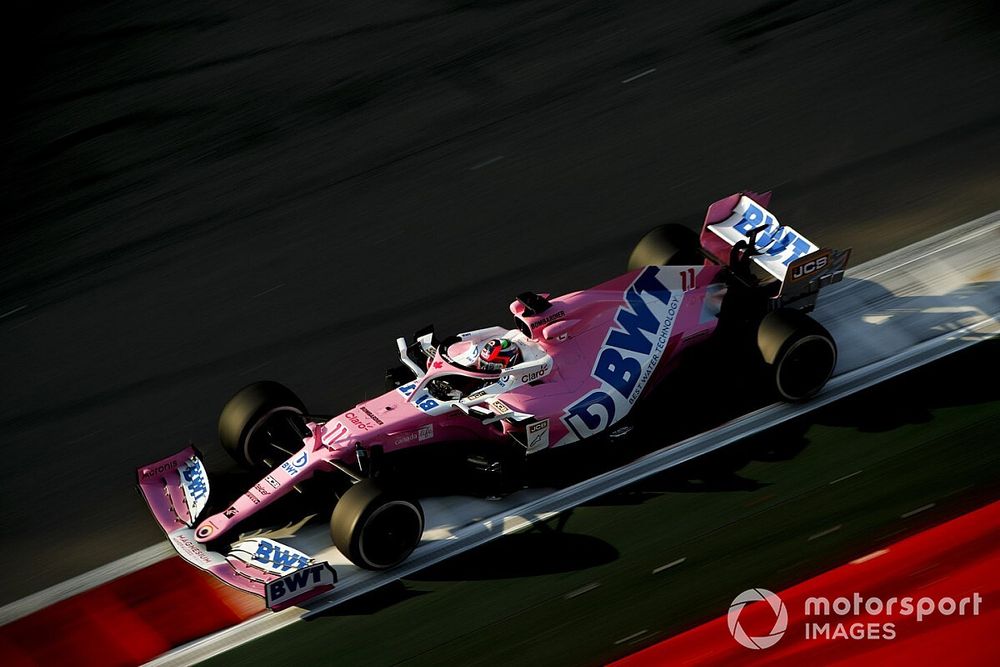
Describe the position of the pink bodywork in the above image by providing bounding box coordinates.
[138,193,776,595]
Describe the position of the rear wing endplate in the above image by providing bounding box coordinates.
[776,247,851,311]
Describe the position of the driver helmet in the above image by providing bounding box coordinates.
[478,338,521,373]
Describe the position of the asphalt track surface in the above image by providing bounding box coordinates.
[2,0,1000,604]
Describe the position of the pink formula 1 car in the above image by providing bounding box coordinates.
[138,192,849,596]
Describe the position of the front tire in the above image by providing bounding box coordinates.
[627,224,702,271]
[218,381,308,470]
[757,310,837,401]
[331,479,424,570]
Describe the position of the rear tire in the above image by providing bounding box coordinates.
[627,224,702,271]
[218,381,307,470]
[757,310,837,401]
[331,479,424,570]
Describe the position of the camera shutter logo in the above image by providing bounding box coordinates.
[728,588,788,649]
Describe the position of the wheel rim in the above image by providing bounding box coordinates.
[776,335,836,400]
[357,501,423,569]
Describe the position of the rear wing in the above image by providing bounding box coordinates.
[701,193,850,311]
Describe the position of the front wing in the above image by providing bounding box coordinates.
[136,446,320,599]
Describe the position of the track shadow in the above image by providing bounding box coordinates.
[580,420,806,507]
[306,513,618,619]
[581,338,999,507]
[409,529,619,582]
[813,338,1000,432]
[305,580,430,619]
[819,277,999,378]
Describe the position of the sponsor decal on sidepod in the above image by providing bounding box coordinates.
[394,424,434,446]
[563,266,682,440]
[526,419,549,452]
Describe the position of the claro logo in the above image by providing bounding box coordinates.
[345,411,372,430]
[521,364,549,383]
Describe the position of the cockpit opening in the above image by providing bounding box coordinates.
[426,375,491,401]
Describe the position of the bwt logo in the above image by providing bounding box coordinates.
[563,266,680,440]
[281,451,308,477]
[728,588,788,649]
[182,460,208,502]
[268,564,336,601]
[733,202,811,265]
[253,541,310,572]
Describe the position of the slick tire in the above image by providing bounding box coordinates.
[757,309,837,401]
[627,224,702,271]
[331,479,424,570]
[218,381,307,470]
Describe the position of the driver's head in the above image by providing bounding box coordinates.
[478,338,521,373]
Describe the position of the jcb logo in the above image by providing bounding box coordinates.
[790,254,829,281]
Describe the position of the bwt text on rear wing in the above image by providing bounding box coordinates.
[703,193,851,312]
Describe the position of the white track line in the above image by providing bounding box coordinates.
[808,525,843,541]
[851,549,890,565]
[564,582,600,599]
[901,503,936,519]
[0,305,26,320]
[622,69,656,84]
[652,558,686,574]
[614,630,649,645]
[830,470,863,485]
[470,155,504,170]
